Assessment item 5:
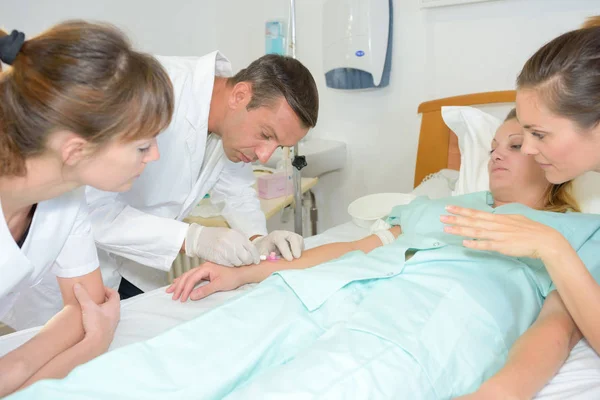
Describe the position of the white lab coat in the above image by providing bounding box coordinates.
[86,51,268,293]
[0,188,99,330]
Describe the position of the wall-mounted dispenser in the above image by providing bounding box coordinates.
[323,0,393,90]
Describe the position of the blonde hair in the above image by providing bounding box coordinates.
[503,108,580,213]
[542,182,580,213]
[582,16,600,29]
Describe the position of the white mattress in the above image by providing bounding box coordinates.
[2,218,599,397]
[0,222,365,357]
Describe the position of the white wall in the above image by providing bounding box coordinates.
[4,0,600,234]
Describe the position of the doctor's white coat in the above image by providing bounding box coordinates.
[87,51,268,293]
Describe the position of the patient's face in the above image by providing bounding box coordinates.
[488,119,549,199]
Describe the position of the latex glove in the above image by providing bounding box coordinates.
[73,284,121,352]
[185,224,260,267]
[252,230,304,261]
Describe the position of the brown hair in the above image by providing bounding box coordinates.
[516,26,600,131]
[503,108,580,213]
[0,21,174,176]
[228,54,319,128]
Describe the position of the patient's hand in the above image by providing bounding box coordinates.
[166,262,246,302]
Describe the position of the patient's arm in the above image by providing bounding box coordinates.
[455,291,582,400]
[241,225,402,283]
[167,226,402,301]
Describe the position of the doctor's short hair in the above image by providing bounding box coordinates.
[517,24,600,131]
[229,54,319,128]
[0,20,174,176]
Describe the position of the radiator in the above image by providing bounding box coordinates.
[167,254,203,283]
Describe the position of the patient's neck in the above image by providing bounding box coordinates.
[492,189,547,210]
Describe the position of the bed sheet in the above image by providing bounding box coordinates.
[1,222,599,398]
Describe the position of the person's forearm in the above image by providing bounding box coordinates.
[475,292,581,400]
[239,226,402,284]
[0,304,84,397]
[19,334,107,390]
[542,243,600,353]
[479,318,580,399]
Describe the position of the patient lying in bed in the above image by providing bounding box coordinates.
[9,117,600,399]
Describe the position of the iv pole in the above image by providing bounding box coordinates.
[289,0,307,235]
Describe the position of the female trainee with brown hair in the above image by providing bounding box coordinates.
[0,21,173,396]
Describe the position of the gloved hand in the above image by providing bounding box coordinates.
[252,230,304,261]
[185,224,260,267]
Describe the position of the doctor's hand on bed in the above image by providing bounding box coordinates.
[166,262,246,302]
[440,206,568,260]
[74,284,121,352]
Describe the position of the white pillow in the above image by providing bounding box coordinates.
[573,172,600,214]
[441,106,501,196]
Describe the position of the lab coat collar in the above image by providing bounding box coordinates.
[186,51,233,131]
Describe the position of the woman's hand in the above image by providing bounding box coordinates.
[441,205,567,259]
[73,284,120,352]
[166,262,247,302]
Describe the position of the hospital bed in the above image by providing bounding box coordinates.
[2,91,600,399]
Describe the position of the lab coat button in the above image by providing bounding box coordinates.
[433,242,441,247]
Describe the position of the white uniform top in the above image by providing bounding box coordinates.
[86,51,268,293]
[0,188,99,330]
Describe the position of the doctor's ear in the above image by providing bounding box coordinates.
[228,82,252,110]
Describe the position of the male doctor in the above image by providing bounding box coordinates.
[87,52,319,299]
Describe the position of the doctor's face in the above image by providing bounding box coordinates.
[220,96,308,164]
[517,89,600,183]
[77,137,160,192]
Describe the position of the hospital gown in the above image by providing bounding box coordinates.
[10,192,600,400]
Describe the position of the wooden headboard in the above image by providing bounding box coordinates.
[413,90,517,188]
